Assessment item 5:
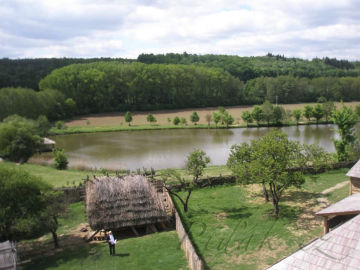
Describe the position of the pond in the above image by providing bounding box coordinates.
[49,124,350,170]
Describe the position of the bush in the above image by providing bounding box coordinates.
[53,148,68,170]
[173,116,180,125]
[55,121,66,130]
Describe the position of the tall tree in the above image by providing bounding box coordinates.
[241,110,253,127]
[292,109,302,125]
[303,105,313,123]
[252,105,263,126]
[273,106,285,125]
[313,104,324,124]
[161,149,210,212]
[227,131,320,217]
[322,101,335,122]
[0,167,66,248]
[212,111,221,127]
[262,101,274,126]
[331,104,359,161]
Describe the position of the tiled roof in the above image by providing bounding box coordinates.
[346,160,360,178]
[316,193,360,216]
[267,214,360,270]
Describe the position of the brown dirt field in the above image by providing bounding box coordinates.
[66,102,360,127]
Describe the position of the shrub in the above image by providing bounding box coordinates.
[53,148,68,170]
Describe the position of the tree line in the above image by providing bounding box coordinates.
[0,57,132,90]
[138,53,360,82]
[0,87,73,121]
[1,53,359,93]
[38,62,360,118]
[39,62,243,115]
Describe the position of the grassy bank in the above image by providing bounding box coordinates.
[172,169,349,270]
[0,161,90,187]
[0,161,232,187]
[50,102,360,135]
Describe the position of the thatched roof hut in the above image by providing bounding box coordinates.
[85,175,170,231]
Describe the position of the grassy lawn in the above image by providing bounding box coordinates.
[22,231,189,270]
[20,202,189,270]
[0,160,231,187]
[0,161,90,187]
[172,169,351,270]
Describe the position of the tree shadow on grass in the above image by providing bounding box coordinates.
[218,206,253,219]
[20,234,97,270]
[282,190,322,206]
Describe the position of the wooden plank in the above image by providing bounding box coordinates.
[131,226,139,236]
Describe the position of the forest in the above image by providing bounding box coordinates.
[1,54,360,121]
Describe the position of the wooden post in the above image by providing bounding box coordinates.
[323,216,329,234]
[350,178,353,195]
[131,226,139,236]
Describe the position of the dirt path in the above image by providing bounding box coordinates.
[316,181,348,208]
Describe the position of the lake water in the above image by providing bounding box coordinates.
[50,124,350,170]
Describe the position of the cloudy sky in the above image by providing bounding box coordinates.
[1,0,359,59]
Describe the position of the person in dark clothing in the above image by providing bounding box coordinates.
[107,231,116,255]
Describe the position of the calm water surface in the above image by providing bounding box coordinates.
[51,124,352,170]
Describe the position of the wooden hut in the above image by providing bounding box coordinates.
[346,159,360,194]
[41,137,56,152]
[85,175,172,236]
[0,241,17,270]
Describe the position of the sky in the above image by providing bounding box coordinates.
[0,0,359,60]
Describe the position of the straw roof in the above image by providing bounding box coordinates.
[346,159,360,178]
[268,214,360,270]
[85,175,169,230]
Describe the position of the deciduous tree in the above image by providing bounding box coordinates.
[227,131,325,217]
[125,111,132,126]
[190,112,200,125]
[241,111,253,127]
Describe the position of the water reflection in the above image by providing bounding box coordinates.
[51,124,347,170]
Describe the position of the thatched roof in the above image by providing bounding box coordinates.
[85,175,169,230]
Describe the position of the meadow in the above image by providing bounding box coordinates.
[172,169,350,269]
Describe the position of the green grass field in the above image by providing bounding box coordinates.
[0,161,89,187]
[3,160,352,269]
[21,202,189,270]
[172,169,350,270]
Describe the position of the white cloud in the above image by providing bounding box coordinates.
[0,0,359,59]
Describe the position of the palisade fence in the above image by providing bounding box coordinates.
[174,210,204,270]
[57,160,356,204]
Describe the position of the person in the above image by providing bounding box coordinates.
[107,231,116,255]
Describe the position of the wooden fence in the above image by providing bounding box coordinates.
[175,210,204,270]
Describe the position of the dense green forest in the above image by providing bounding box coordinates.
[39,62,242,114]
[137,53,360,81]
[1,54,360,121]
[0,57,132,90]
